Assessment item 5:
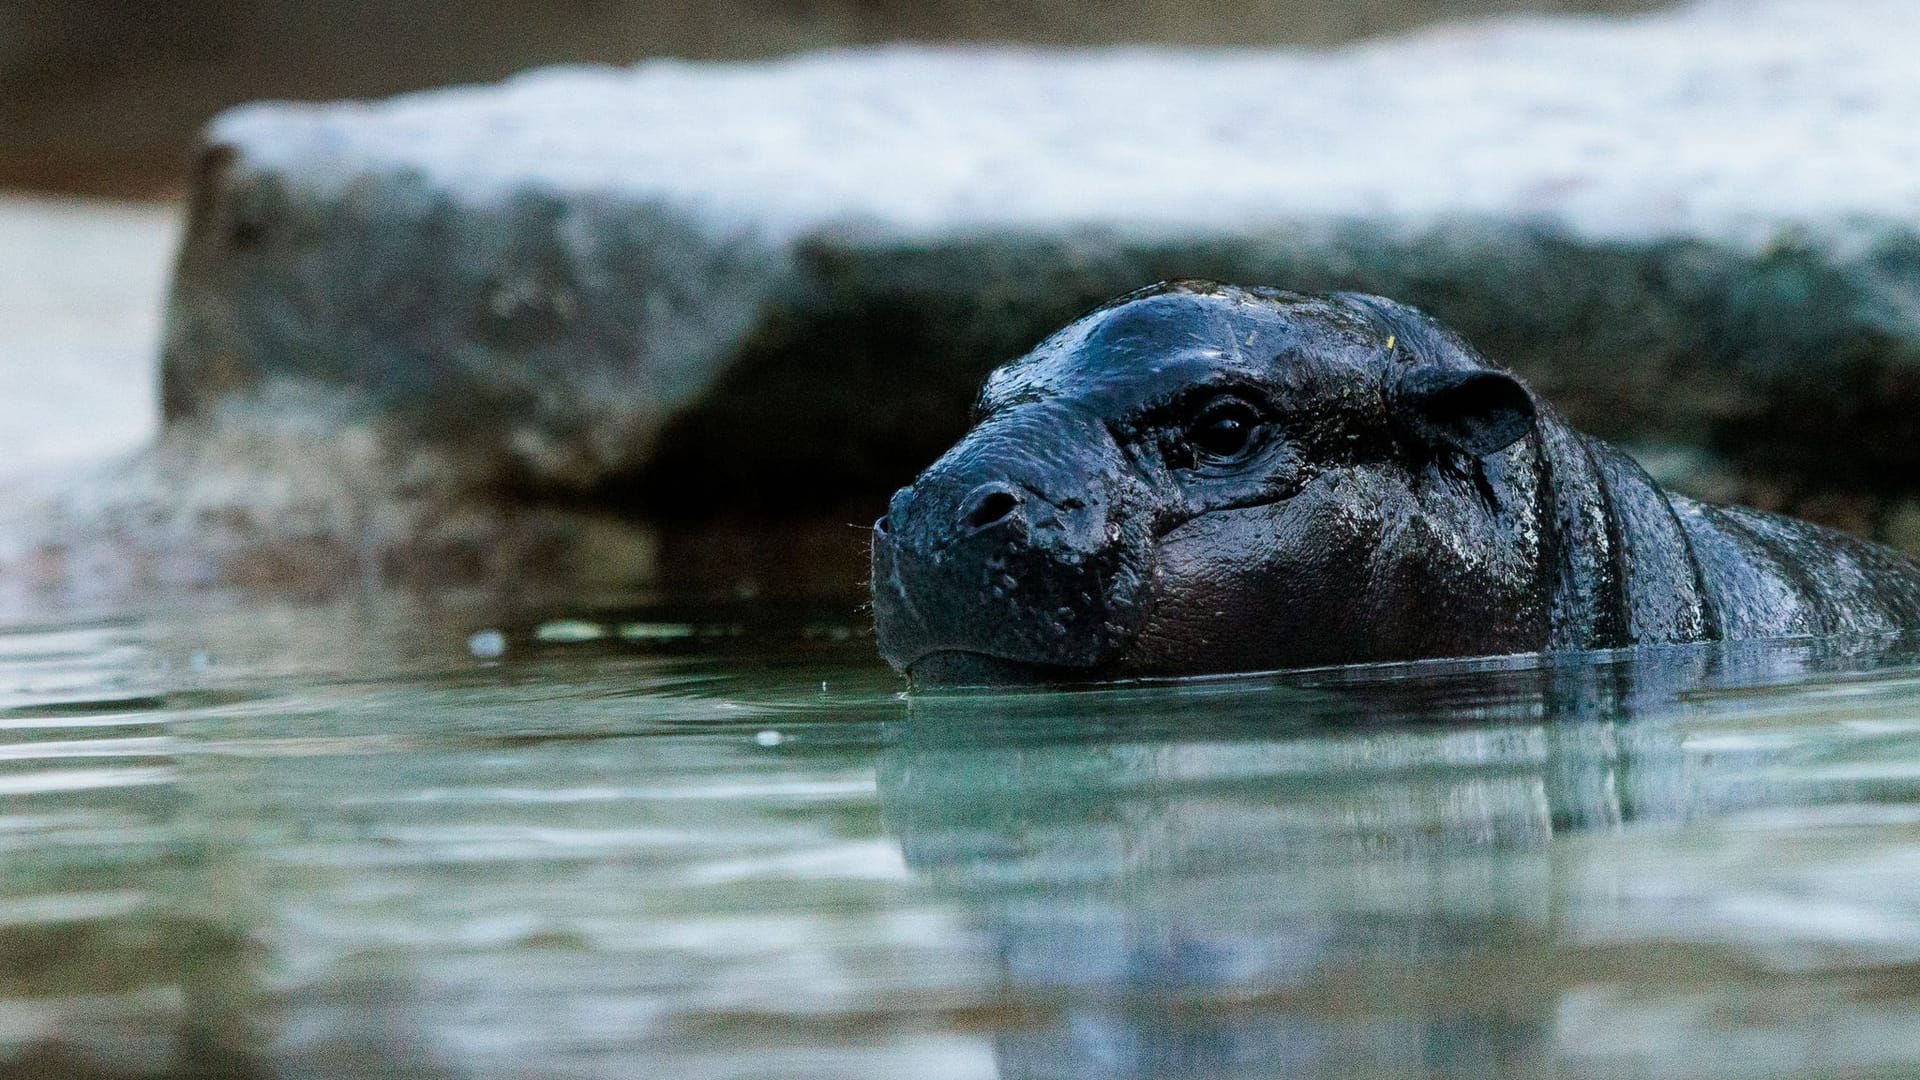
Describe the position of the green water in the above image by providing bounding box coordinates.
[6,593,1920,1079]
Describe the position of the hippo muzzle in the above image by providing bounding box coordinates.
[871,405,1153,685]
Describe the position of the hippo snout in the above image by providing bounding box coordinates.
[870,408,1152,686]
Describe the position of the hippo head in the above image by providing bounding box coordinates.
[871,281,1553,686]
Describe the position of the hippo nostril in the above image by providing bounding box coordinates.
[959,484,1022,532]
[880,486,914,538]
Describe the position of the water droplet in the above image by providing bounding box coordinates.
[467,630,507,659]
[618,622,695,642]
[535,620,606,643]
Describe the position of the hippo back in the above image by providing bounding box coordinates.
[1538,412,1710,650]
[1541,404,1920,647]
[1673,497,1920,639]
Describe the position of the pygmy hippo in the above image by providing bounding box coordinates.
[870,281,1920,686]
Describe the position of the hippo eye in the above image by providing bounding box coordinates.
[1184,398,1264,464]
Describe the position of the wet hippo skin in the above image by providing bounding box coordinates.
[870,281,1920,686]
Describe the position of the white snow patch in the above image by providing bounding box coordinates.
[211,0,1920,249]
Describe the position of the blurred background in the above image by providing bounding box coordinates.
[5,0,1660,198]
[7,0,1723,604]
[10,0,1919,602]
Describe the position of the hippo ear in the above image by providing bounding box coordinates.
[1392,368,1536,457]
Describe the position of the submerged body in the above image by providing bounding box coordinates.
[871,282,1920,686]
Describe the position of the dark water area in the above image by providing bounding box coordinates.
[5,589,1920,1078]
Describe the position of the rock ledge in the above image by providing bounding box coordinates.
[163,0,1920,525]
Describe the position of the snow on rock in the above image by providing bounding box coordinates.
[162,0,1920,515]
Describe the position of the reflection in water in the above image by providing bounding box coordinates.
[5,601,1920,1078]
[880,639,1920,1079]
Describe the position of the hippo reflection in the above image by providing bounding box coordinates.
[875,638,1920,1080]
[872,282,1920,686]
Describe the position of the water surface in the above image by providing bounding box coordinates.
[5,593,1920,1079]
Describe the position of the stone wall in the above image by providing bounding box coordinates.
[2,0,1661,195]
[160,1,1920,547]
